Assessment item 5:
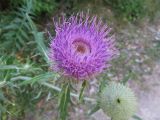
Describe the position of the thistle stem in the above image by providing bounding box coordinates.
[42,82,96,103]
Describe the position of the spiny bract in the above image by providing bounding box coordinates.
[99,82,137,120]
[49,12,117,80]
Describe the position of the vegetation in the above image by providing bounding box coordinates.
[104,0,145,21]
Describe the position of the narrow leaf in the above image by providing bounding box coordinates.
[88,104,100,116]
[132,115,143,120]
[59,83,70,120]
[79,80,87,102]
[19,72,58,85]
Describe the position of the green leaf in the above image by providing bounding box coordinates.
[17,34,25,46]
[79,80,87,102]
[26,13,49,62]
[19,29,29,40]
[132,115,143,120]
[0,65,20,70]
[121,70,136,85]
[88,104,100,116]
[99,77,108,93]
[33,31,49,62]
[19,72,59,85]
[0,104,6,112]
[26,13,37,31]
[0,81,7,88]
[0,91,7,101]
[58,83,71,120]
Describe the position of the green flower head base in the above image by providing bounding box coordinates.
[99,82,137,120]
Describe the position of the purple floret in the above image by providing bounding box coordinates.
[49,12,117,80]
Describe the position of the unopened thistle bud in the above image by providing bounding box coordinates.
[99,82,137,120]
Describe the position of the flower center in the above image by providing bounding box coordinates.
[72,38,91,54]
[76,44,86,53]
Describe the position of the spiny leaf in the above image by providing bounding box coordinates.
[32,31,49,62]
[26,13,49,62]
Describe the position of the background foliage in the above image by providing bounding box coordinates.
[104,0,145,21]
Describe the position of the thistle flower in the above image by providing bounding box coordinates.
[49,12,117,80]
[99,82,137,120]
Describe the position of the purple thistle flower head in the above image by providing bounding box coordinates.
[49,12,117,80]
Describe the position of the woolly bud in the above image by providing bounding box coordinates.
[99,82,137,120]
